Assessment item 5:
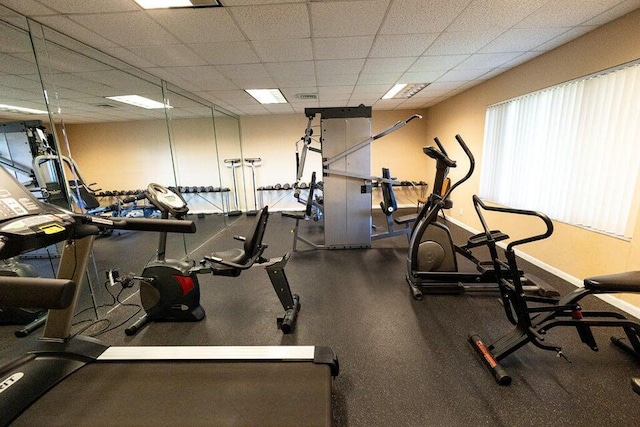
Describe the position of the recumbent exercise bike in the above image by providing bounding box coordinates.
[120,183,300,336]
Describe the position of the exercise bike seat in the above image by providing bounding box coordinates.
[204,206,269,277]
[583,271,640,293]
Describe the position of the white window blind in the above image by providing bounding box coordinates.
[480,63,640,238]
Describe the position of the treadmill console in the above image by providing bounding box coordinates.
[0,167,75,260]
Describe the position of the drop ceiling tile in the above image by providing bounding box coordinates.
[147,8,244,43]
[252,39,313,62]
[424,81,469,93]
[0,74,41,90]
[33,15,118,48]
[448,0,548,31]
[515,0,622,28]
[373,98,406,109]
[350,96,380,105]
[317,72,358,85]
[357,73,401,85]
[319,93,350,102]
[369,34,439,58]
[273,74,317,88]
[190,42,260,65]
[380,0,471,34]
[264,61,314,77]
[400,70,447,83]
[408,55,470,72]
[264,103,295,114]
[352,84,389,95]
[216,63,269,80]
[310,0,389,37]
[319,100,349,108]
[0,53,37,74]
[455,52,524,70]
[423,29,504,55]
[533,26,597,51]
[584,0,640,25]
[1,0,57,15]
[480,27,570,53]
[0,27,36,54]
[228,3,309,40]
[194,79,242,91]
[280,87,317,99]
[313,36,374,60]
[101,47,158,68]
[69,11,181,47]
[0,16,29,31]
[437,68,491,82]
[42,49,115,73]
[0,86,42,100]
[126,45,206,67]
[41,0,139,14]
[164,65,228,82]
[362,57,415,74]
[205,89,254,103]
[496,51,541,69]
[237,105,269,115]
[316,59,365,76]
[318,86,354,96]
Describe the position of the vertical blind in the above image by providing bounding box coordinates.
[479,63,640,238]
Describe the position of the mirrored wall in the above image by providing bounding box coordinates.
[0,5,244,335]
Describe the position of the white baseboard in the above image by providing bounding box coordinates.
[446,216,640,320]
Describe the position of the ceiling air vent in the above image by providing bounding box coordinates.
[297,93,318,100]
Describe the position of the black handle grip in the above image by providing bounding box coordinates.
[84,216,196,233]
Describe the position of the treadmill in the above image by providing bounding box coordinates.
[0,166,338,426]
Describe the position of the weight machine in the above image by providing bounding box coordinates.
[290,105,421,249]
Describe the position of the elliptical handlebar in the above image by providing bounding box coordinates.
[441,135,475,201]
[433,137,448,157]
[472,195,553,252]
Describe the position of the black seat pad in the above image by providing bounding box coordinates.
[584,271,640,292]
[210,248,245,265]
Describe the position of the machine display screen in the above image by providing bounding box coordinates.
[0,165,45,222]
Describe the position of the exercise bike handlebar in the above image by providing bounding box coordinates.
[472,195,553,252]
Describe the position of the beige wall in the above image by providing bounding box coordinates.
[423,9,640,298]
[62,120,174,191]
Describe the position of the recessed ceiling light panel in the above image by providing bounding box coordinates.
[0,103,48,115]
[134,0,222,9]
[382,83,429,99]
[106,95,171,109]
[245,89,288,105]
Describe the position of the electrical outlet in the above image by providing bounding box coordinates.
[459,208,464,216]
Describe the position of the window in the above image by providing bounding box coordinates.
[479,62,640,238]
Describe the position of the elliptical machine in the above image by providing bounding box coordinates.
[406,135,556,300]
[125,183,205,335]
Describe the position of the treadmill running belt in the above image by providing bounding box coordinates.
[13,361,332,426]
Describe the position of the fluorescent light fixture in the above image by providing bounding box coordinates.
[134,0,222,9]
[135,0,192,8]
[245,89,287,105]
[382,84,407,99]
[382,83,429,100]
[0,103,48,115]
[106,95,172,109]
